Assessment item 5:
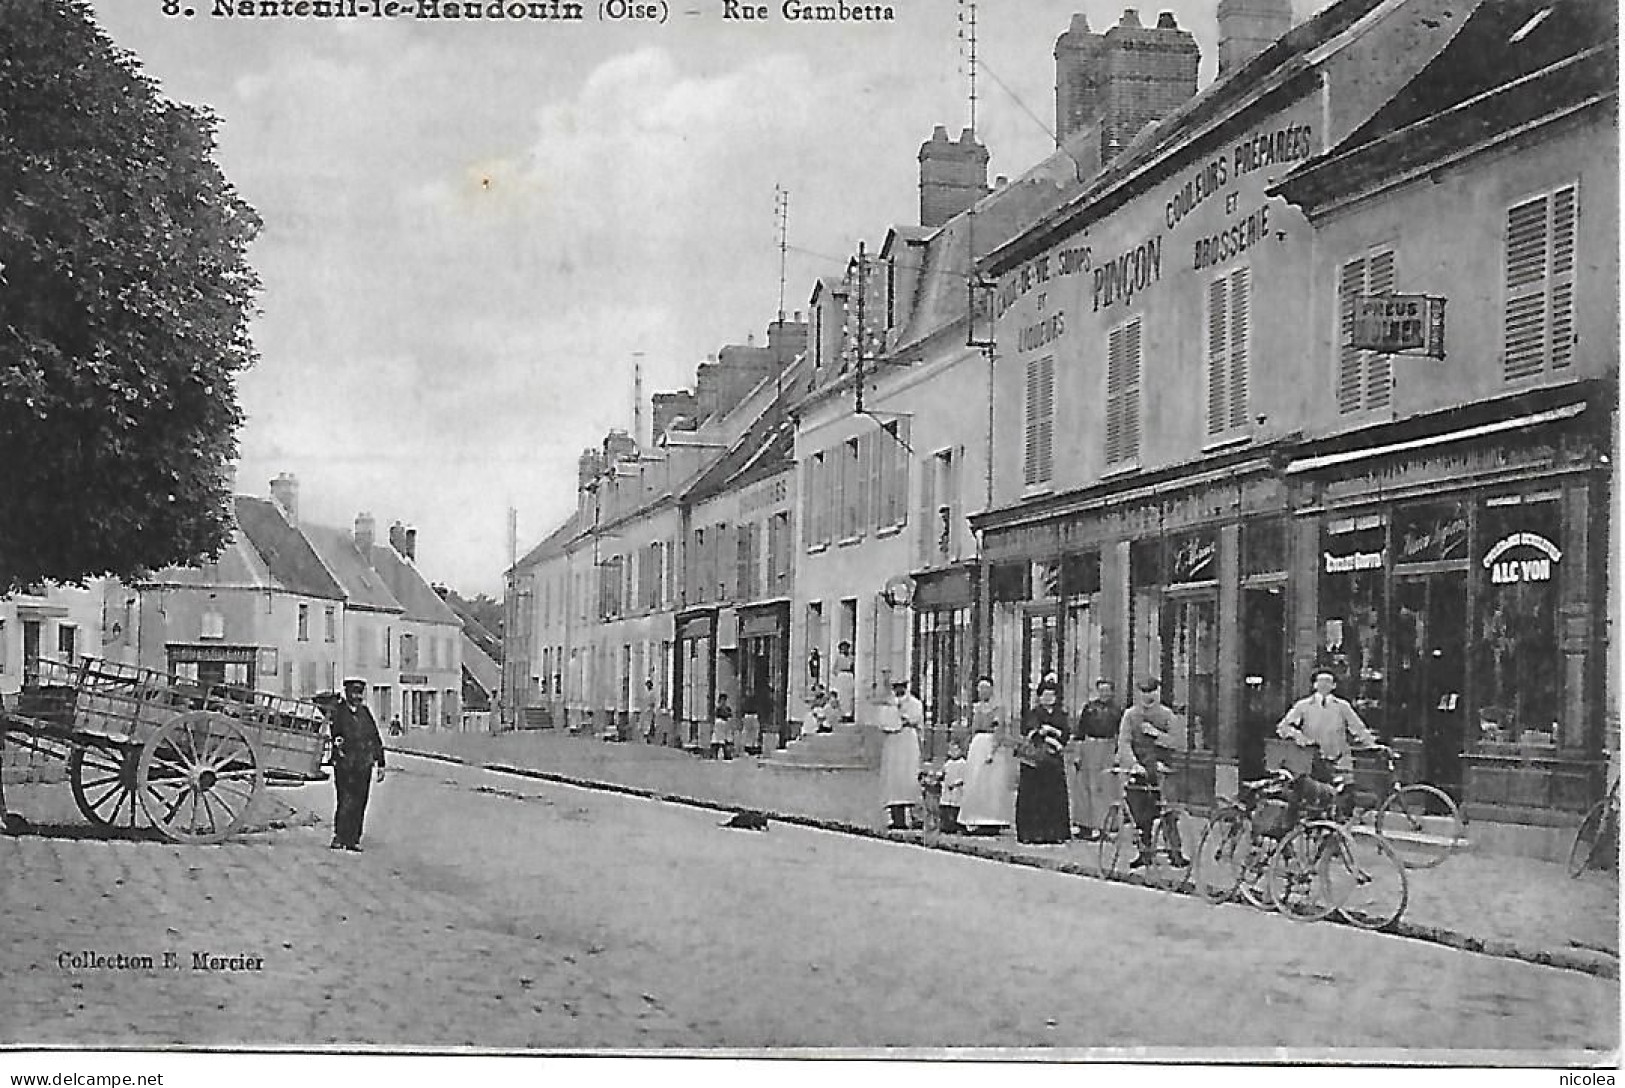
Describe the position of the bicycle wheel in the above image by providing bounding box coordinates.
[1375,784,1466,869]
[1097,802,1133,877]
[1265,822,1350,922]
[1192,809,1252,903]
[1568,799,1607,878]
[1329,827,1409,930]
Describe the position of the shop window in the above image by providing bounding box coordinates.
[1241,518,1288,578]
[1336,248,1396,414]
[1106,319,1142,467]
[1206,266,1251,439]
[1475,493,1564,748]
[56,624,78,665]
[1318,515,1389,735]
[915,605,973,760]
[1503,184,1577,381]
[1024,354,1055,488]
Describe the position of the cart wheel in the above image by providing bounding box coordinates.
[69,746,145,831]
[138,712,263,844]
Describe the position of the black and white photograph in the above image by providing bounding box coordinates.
[0,0,1618,1073]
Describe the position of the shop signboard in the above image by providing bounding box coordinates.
[1351,294,1446,357]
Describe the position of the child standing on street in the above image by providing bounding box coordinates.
[940,741,967,834]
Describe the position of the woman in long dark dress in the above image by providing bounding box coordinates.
[1016,680,1072,844]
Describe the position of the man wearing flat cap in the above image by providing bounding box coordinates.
[329,678,386,852]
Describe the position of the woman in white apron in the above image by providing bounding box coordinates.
[958,677,1015,834]
[879,678,923,829]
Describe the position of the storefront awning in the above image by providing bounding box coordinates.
[1285,401,1587,476]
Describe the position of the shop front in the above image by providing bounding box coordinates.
[736,602,789,751]
[1288,382,1613,823]
[167,643,258,691]
[673,609,716,749]
[977,452,1291,808]
[911,564,978,761]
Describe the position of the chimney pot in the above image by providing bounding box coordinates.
[1068,12,1090,33]
[1119,8,1141,27]
[403,527,417,561]
[1157,10,1177,28]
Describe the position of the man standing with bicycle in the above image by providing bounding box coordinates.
[1276,668,1378,781]
[1115,678,1189,870]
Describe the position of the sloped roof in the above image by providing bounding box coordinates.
[510,508,589,575]
[367,544,460,625]
[461,632,501,696]
[683,354,811,505]
[302,523,404,613]
[143,531,264,588]
[440,591,504,661]
[233,497,344,600]
[1273,0,1617,211]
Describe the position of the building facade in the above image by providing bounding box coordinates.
[974,0,1615,819]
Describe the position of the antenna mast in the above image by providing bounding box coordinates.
[774,185,790,323]
[631,351,645,447]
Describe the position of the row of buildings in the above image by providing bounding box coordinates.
[505,0,1618,828]
[1,473,490,730]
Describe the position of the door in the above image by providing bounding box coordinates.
[1162,594,1218,752]
[1021,607,1060,720]
[21,621,41,685]
[1240,585,1287,780]
[1391,572,1468,797]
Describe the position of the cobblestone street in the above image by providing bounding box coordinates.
[0,749,1615,1056]
[400,730,1623,973]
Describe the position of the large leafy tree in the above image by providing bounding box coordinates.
[0,0,261,593]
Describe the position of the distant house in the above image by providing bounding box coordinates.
[366,523,463,729]
[112,491,345,697]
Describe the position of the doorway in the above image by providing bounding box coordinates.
[1390,571,1468,797]
[1021,608,1060,718]
[1239,584,1288,780]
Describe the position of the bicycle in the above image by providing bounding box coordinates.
[1190,767,1297,909]
[1294,740,1467,869]
[1098,764,1190,879]
[1568,778,1619,878]
[1265,816,1409,929]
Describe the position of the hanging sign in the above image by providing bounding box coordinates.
[1351,294,1447,357]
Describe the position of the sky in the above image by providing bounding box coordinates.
[87,0,1328,596]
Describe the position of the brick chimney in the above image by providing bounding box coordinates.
[578,448,607,491]
[1216,0,1293,78]
[388,521,408,556]
[651,390,699,439]
[353,512,376,553]
[403,528,417,561]
[1055,9,1199,161]
[269,472,299,525]
[918,125,989,229]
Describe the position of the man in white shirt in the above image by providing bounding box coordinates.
[1276,668,1378,775]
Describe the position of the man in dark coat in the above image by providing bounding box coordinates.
[329,678,386,851]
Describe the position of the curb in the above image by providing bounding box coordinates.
[393,745,1619,982]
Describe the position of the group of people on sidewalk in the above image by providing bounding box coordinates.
[876,673,1183,861]
[873,666,1386,871]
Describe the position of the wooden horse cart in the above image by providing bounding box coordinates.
[1,658,329,843]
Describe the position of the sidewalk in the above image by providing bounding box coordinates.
[397,728,1620,978]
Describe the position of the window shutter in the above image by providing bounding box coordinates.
[1505,194,1549,381]
[894,418,912,526]
[1228,267,1251,429]
[1336,257,1366,414]
[1024,357,1040,485]
[1023,355,1054,486]
[802,459,815,550]
[947,445,964,559]
[1550,185,1577,370]
[916,454,936,568]
[1365,252,1394,410]
[857,431,874,536]
[1122,321,1141,463]
[1106,325,1125,464]
[1206,275,1229,436]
